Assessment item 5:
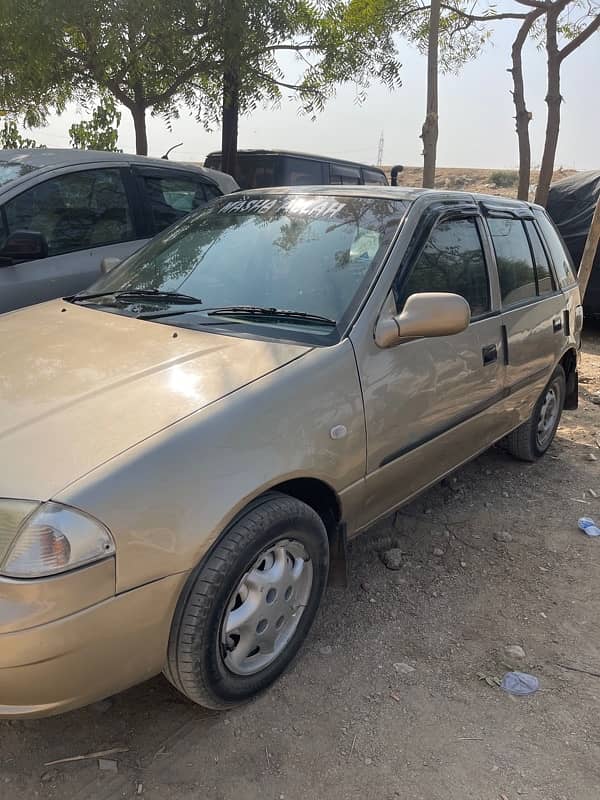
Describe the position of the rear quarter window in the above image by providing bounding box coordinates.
[533,209,577,289]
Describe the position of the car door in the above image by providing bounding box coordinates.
[132,167,222,237]
[350,204,507,530]
[483,209,569,421]
[0,166,144,313]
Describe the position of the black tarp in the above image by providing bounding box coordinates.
[547,171,600,314]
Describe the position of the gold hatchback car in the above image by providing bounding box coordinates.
[0,187,581,718]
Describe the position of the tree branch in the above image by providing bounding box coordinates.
[262,43,316,52]
[514,5,546,47]
[559,12,600,60]
[247,68,325,96]
[515,0,548,9]
[147,58,221,107]
[440,3,529,21]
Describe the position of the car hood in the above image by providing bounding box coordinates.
[0,302,310,500]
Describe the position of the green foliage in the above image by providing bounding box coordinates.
[0,119,40,149]
[0,0,487,154]
[0,0,222,152]
[69,96,122,151]
[490,170,518,188]
[189,0,405,127]
[0,0,408,152]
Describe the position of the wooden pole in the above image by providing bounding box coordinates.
[578,194,600,299]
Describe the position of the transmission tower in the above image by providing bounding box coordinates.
[376,131,384,166]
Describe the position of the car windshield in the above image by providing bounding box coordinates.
[82,193,409,343]
[0,161,37,188]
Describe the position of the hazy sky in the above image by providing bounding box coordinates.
[32,16,600,170]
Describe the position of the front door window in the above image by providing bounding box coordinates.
[3,168,135,257]
[397,217,490,317]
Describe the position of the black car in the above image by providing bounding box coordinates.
[204,149,388,190]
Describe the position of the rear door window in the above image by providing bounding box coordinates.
[399,217,490,317]
[330,164,361,185]
[487,217,537,306]
[237,158,277,190]
[283,158,324,185]
[524,220,555,295]
[2,168,135,256]
[362,168,387,185]
[141,172,219,234]
[533,209,577,289]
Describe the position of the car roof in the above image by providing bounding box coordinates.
[205,148,387,173]
[1,148,199,169]
[0,148,239,193]
[231,184,543,209]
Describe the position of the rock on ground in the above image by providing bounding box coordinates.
[380,548,404,570]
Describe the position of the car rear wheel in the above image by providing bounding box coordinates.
[505,365,566,462]
[165,494,329,709]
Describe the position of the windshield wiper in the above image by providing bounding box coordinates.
[69,289,203,305]
[205,306,337,326]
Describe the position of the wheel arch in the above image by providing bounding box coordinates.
[559,346,578,410]
[190,477,345,602]
[271,477,342,540]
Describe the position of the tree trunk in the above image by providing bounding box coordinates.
[535,8,562,206]
[220,0,242,181]
[131,105,148,156]
[221,68,240,180]
[421,0,440,189]
[510,11,541,201]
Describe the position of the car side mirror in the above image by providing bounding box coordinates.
[375,292,471,348]
[101,256,121,274]
[0,230,48,264]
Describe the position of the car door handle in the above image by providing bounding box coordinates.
[553,317,563,333]
[482,344,498,365]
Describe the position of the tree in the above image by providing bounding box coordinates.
[0,0,220,155]
[422,0,441,188]
[509,6,545,199]
[534,0,600,205]
[378,0,492,187]
[69,95,122,151]
[0,0,405,162]
[195,0,405,179]
[433,0,598,202]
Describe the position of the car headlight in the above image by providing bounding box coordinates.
[0,500,115,579]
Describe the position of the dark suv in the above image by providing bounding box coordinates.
[204,149,388,190]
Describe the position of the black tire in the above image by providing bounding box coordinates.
[505,364,566,462]
[165,494,329,709]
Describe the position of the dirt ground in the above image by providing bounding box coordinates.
[3,330,600,800]
[384,166,578,198]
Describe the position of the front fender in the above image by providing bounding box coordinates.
[56,340,365,592]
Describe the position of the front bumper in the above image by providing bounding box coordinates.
[0,571,187,719]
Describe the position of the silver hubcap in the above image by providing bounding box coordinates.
[537,382,560,448]
[221,539,313,676]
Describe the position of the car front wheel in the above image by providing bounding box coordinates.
[165,494,329,709]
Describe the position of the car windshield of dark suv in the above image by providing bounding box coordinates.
[77,194,409,344]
